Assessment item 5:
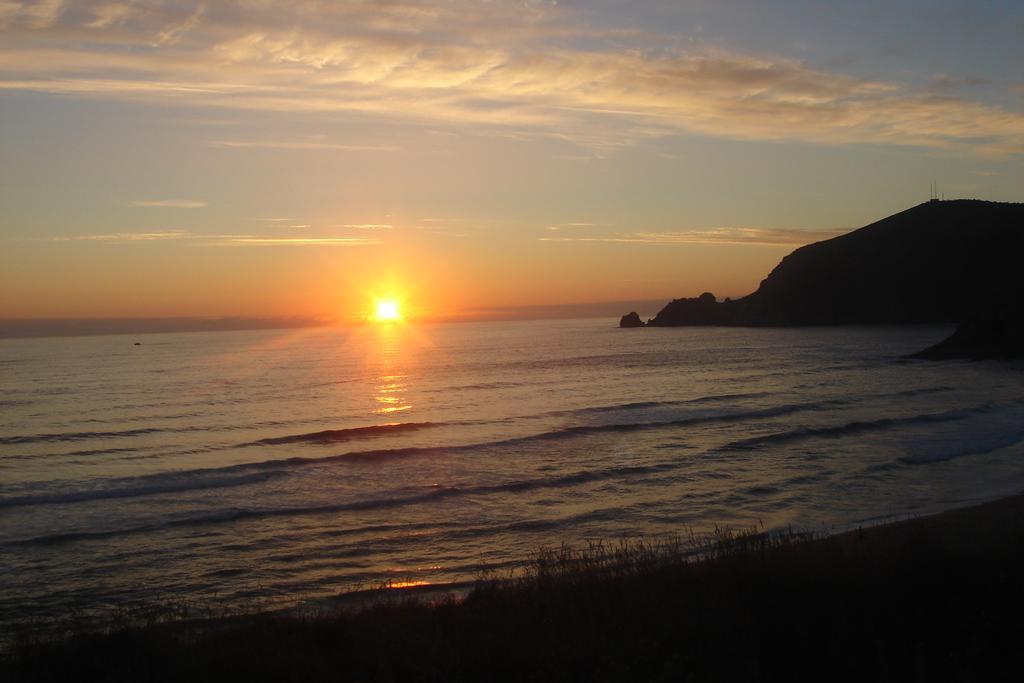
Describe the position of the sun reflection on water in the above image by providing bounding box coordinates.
[386,580,431,589]
[372,326,413,415]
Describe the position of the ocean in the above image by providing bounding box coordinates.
[3,319,1024,635]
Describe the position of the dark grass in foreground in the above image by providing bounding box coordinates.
[7,496,1024,682]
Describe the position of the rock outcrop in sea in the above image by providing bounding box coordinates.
[646,292,732,326]
[631,200,1024,358]
[619,312,644,328]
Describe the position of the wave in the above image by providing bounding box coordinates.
[0,489,459,547]
[720,406,990,451]
[24,392,972,514]
[899,429,1024,465]
[23,388,968,516]
[77,411,208,425]
[19,399,998,546]
[0,427,167,445]
[0,399,33,408]
[230,399,839,469]
[62,445,146,457]
[554,392,775,416]
[895,386,956,397]
[3,418,444,450]
[546,386,949,422]
[2,399,841,511]
[0,471,286,509]
[425,381,523,393]
[244,422,442,446]
[4,464,663,547]
[541,400,845,438]
[0,445,148,462]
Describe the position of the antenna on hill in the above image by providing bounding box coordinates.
[929,181,941,202]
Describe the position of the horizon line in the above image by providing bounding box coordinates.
[0,299,676,339]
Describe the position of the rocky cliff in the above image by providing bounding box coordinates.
[636,200,1024,357]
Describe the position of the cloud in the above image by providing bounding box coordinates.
[132,199,207,208]
[43,222,831,248]
[19,0,64,28]
[926,74,992,94]
[1,1,1023,155]
[0,1,21,24]
[220,236,381,246]
[547,221,611,231]
[209,140,400,152]
[540,226,848,247]
[49,230,192,242]
[86,2,138,29]
[47,229,383,246]
[153,2,204,46]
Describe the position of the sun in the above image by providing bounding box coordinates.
[374,299,402,322]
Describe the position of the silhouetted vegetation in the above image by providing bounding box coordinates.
[6,494,1024,681]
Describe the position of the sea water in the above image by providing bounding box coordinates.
[3,320,1024,633]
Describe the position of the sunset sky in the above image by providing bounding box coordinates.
[2,0,1023,321]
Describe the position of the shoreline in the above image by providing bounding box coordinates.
[7,490,1024,681]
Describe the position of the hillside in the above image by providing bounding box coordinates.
[628,200,1024,357]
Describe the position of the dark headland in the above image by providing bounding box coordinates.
[622,199,1024,358]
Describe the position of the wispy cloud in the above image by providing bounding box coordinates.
[132,199,207,208]
[46,230,382,247]
[547,221,612,231]
[926,74,992,94]
[14,0,64,29]
[49,230,192,242]
[153,2,204,47]
[209,140,400,152]
[1,1,1023,155]
[220,236,382,247]
[86,2,139,29]
[41,223,831,248]
[540,226,848,247]
[0,2,20,24]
